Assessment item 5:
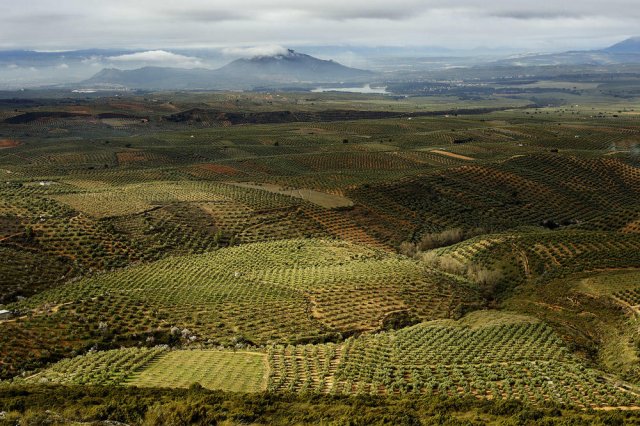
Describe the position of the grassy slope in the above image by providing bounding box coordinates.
[505,271,640,384]
[127,350,267,392]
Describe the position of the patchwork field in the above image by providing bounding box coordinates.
[1,90,640,420]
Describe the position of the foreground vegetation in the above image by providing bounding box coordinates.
[1,385,640,425]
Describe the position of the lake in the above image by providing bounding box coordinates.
[311,84,389,94]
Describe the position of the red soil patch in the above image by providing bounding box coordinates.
[107,102,152,114]
[0,139,20,149]
[430,150,475,161]
[622,218,640,234]
[197,163,242,176]
[67,107,92,114]
[116,151,148,163]
[236,160,273,174]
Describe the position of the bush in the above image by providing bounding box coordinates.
[400,228,486,257]
[418,228,465,251]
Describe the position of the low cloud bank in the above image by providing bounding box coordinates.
[222,45,289,58]
[107,50,203,68]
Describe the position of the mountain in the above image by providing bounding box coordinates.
[213,49,373,83]
[494,37,640,67]
[82,49,374,90]
[604,37,640,54]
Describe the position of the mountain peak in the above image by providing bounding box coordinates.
[249,48,289,57]
[275,48,296,57]
[249,49,301,61]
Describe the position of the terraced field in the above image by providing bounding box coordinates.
[434,230,640,283]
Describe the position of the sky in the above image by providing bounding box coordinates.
[1,0,638,52]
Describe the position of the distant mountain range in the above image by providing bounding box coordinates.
[1,38,640,90]
[495,37,640,67]
[82,49,374,90]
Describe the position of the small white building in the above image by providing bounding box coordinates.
[0,310,11,320]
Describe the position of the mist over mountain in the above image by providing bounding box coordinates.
[83,67,216,90]
[214,49,373,83]
[2,37,640,90]
[82,49,375,90]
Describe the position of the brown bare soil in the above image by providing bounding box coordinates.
[0,139,20,148]
[116,151,147,163]
[198,164,242,176]
[430,150,475,161]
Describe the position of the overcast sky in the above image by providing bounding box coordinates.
[1,0,638,52]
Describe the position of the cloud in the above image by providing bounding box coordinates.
[158,0,427,23]
[166,9,251,23]
[7,12,82,24]
[107,50,203,68]
[222,45,290,58]
[81,55,100,64]
[491,11,582,20]
[0,1,639,52]
[294,1,428,21]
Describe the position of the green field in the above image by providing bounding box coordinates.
[128,350,267,392]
